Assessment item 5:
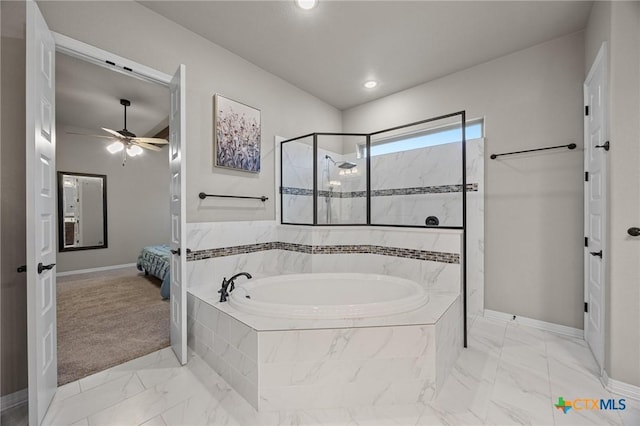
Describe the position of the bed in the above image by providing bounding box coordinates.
[136,244,171,299]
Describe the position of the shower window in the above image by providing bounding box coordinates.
[280,111,467,229]
[357,119,482,158]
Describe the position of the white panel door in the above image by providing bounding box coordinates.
[26,1,57,424]
[584,44,607,370]
[169,64,187,364]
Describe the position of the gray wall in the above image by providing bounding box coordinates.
[56,125,171,272]
[343,32,585,329]
[586,0,640,388]
[1,0,28,399]
[38,1,342,224]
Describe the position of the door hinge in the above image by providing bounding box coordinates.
[584,302,589,313]
[585,106,589,116]
[585,237,588,247]
[585,171,589,182]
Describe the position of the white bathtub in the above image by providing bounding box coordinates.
[227,273,429,319]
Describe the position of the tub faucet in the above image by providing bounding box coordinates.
[218,272,252,302]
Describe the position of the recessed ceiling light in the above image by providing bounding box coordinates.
[295,0,317,10]
[364,80,378,89]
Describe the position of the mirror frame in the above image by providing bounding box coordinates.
[57,171,108,252]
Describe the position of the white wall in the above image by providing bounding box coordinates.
[38,1,342,224]
[56,125,171,272]
[343,32,585,329]
[586,0,640,388]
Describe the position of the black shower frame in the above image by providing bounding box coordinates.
[279,111,468,347]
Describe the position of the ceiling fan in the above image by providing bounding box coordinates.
[68,99,168,165]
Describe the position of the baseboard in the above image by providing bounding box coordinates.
[56,263,137,277]
[483,309,583,339]
[0,388,28,412]
[602,369,640,402]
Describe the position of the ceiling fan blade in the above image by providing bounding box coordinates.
[132,137,169,144]
[66,131,115,140]
[133,141,163,152]
[102,127,128,139]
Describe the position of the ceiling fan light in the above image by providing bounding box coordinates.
[127,145,143,157]
[106,141,124,154]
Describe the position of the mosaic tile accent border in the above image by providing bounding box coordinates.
[281,187,314,196]
[281,183,478,198]
[187,242,459,264]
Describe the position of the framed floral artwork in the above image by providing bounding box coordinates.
[214,94,261,173]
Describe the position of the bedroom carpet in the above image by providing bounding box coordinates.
[57,267,170,386]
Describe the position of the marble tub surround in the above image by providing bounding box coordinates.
[187,291,463,411]
[188,285,459,332]
[186,221,462,255]
[185,220,467,411]
[186,220,276,252]
[186,222,464,295]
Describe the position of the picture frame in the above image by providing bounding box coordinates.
[214,94,261,173]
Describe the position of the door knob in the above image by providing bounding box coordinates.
[628,227,640,237]
[594,141,610,151]
[170,248,192,256]
[37,262,55,274]
[589,250,603,258]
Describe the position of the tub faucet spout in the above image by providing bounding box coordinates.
[218,272,252,302]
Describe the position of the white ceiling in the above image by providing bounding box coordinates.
[139,0,593,110]
[56,53,169,137]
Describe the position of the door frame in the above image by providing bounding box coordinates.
[29,29,187,418]
[51,34,188,355]
[583,42,608,371]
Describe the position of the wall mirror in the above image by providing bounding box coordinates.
[58,172,108,251]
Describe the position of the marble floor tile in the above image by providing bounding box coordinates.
[78,347,174,392]
[503,321,550,351]
[30,314,640,426]
[346,404,426,425]
[42,373,145,426]
[140,414,168,426]
[499,342,549,375]
[620,399,640,426]
[419,405,484,425]
[135,352,183,389]
[429,347,499,420]
[87,367,209,425]
[466,317,507,356]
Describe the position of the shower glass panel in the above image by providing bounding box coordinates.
[316,134,368,225]
[281,135,314,224]
[370,114,465,227]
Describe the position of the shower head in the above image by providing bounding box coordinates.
[337,161,357,169]
[325,155,357,169]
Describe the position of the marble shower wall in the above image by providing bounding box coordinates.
[465,139,484,326]
[280,138,483,229]
[281,138,367,225]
